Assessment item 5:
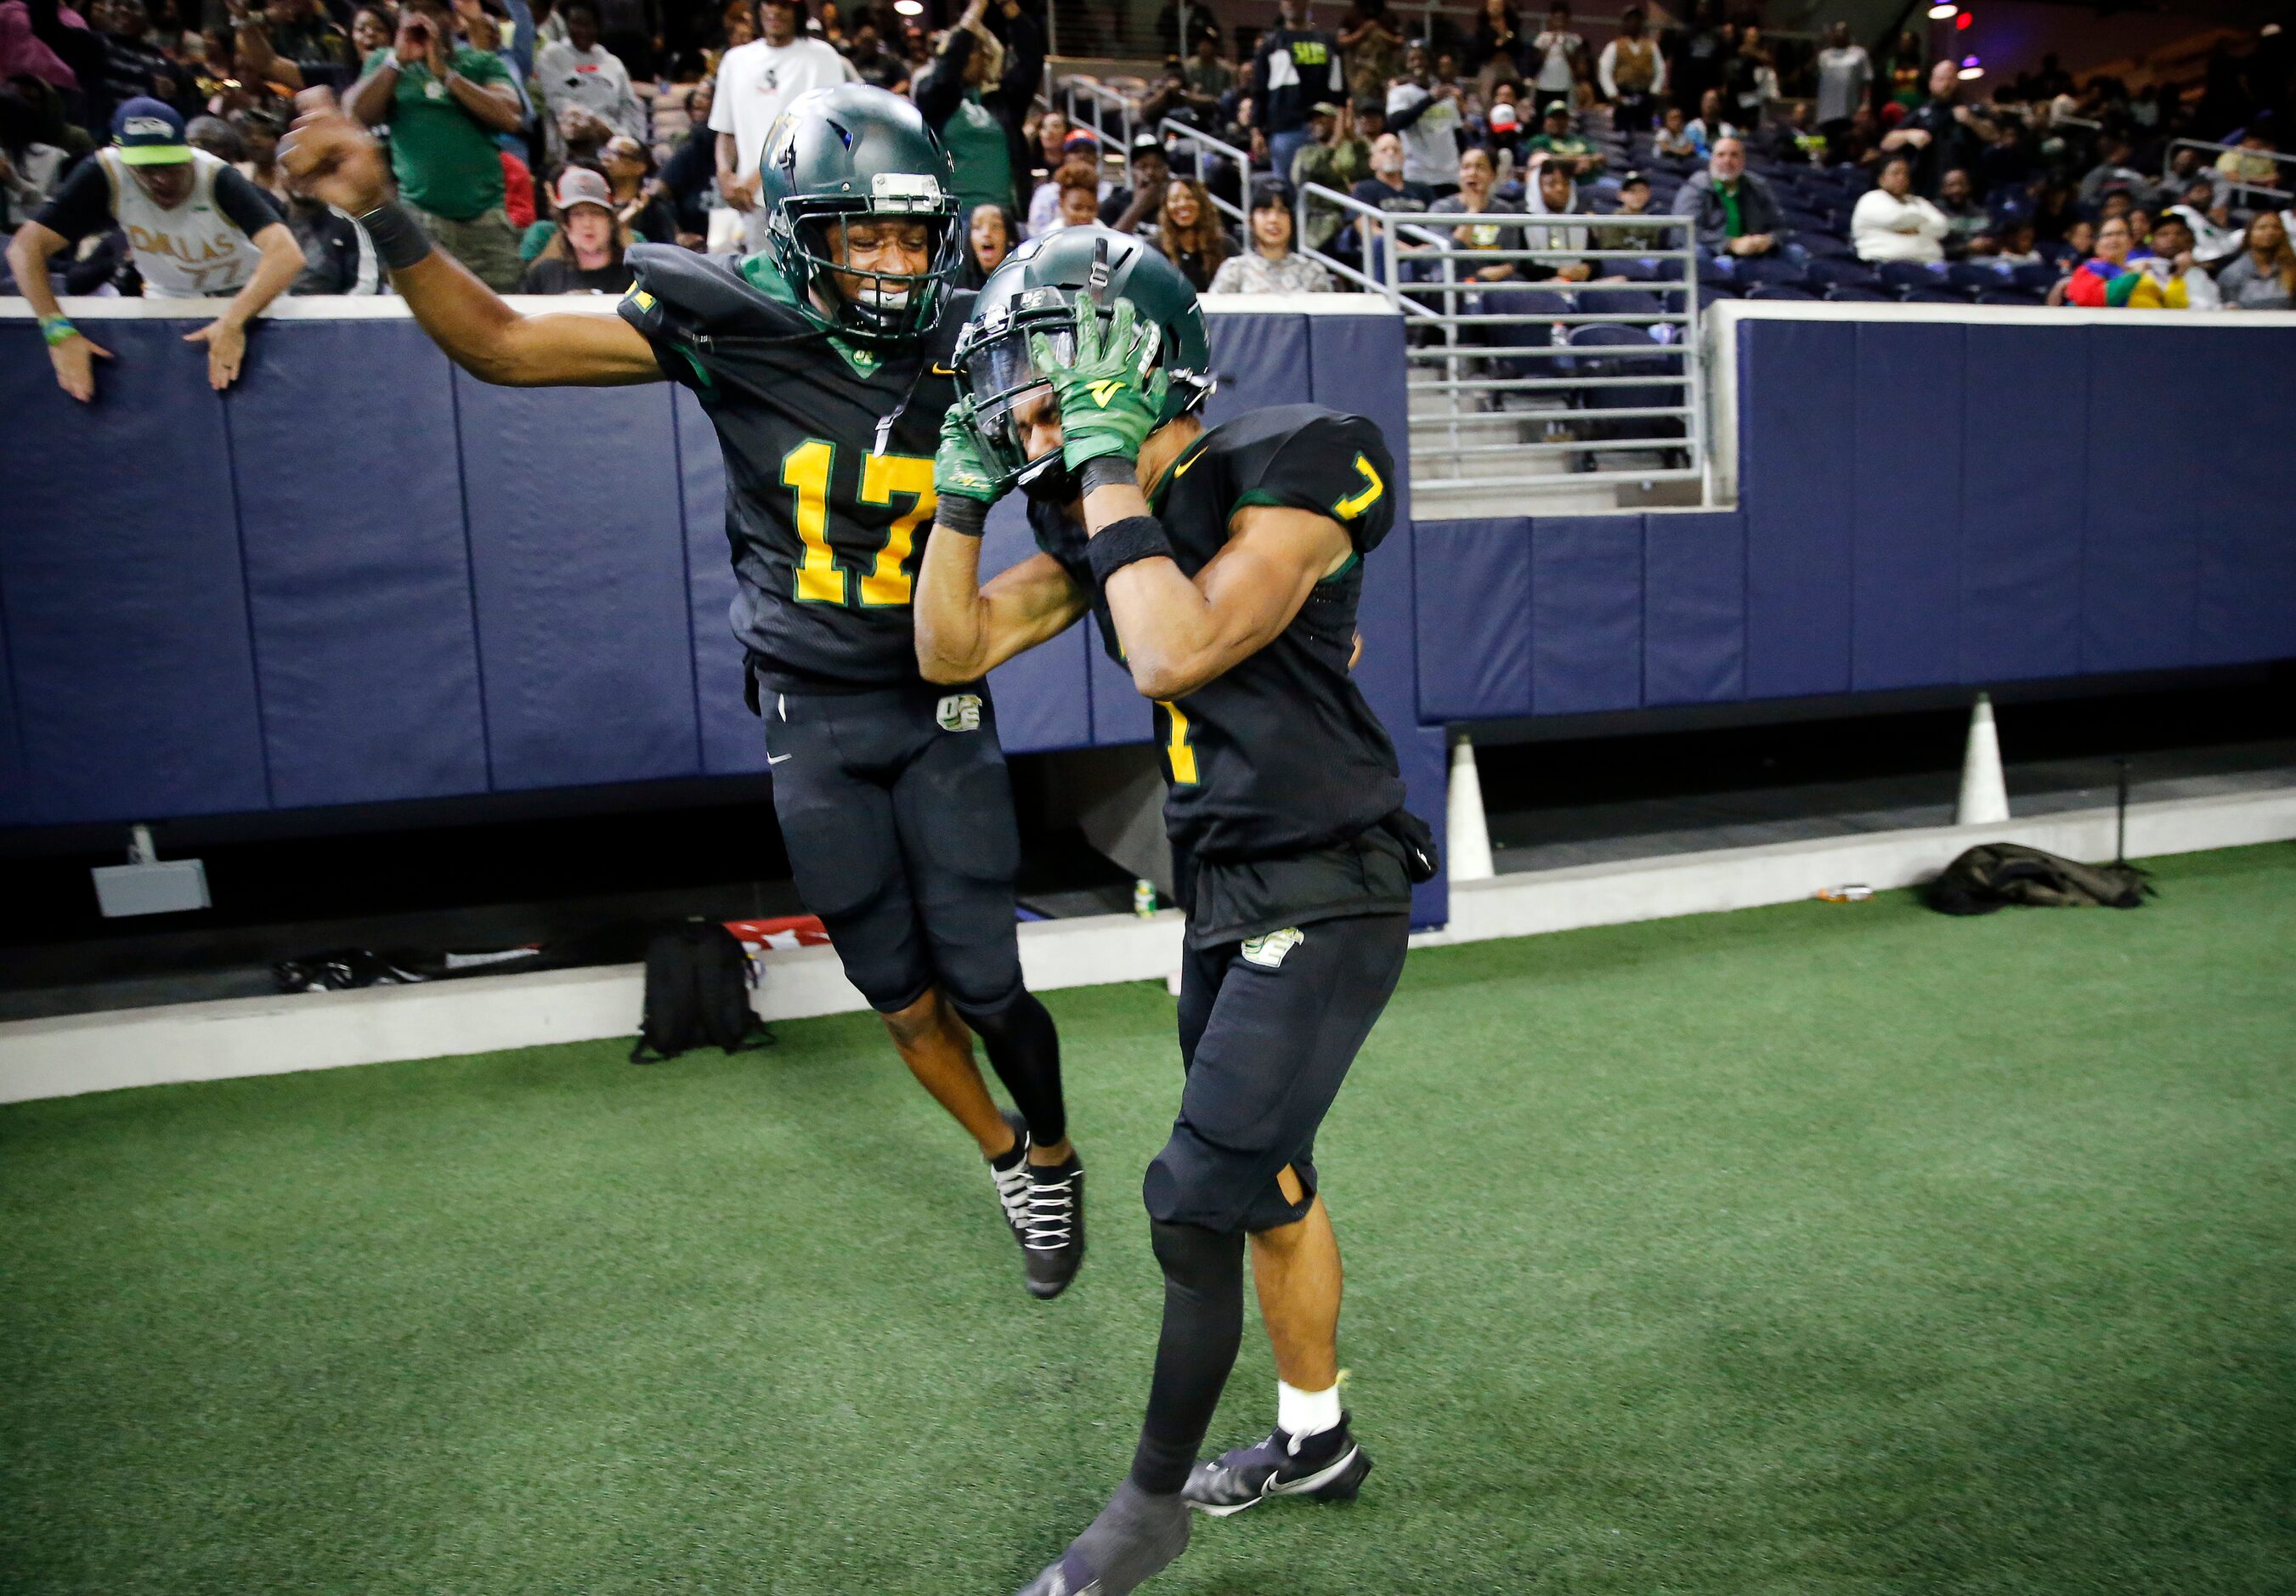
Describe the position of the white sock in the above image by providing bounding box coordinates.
[1277,1380,1342,1439]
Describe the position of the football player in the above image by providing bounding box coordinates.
[280,83,1086,1299]
[914,227,1434,1593]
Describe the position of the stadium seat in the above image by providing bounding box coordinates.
[1879,260,1952,293]
[1948,261,2016,294]
[1806,258,1880,291]
[1976,289,2046,306]
[1695,282,1739,308]
[1576,286,1664,318]
[1734,254,1811,287]
[1745,285,1818,300]
[1799,235,1858,261]
[1822,286,1891,302]
[1899,288,1966,303]
[1695,257,1739,287]
[1565,324,1686,451]
[2011,262,2061,292]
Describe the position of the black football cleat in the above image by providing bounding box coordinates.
[1013,1481,1189,1595]
[989,1110,1034,1248]
[1183,1415,1372,1517]
[1018,1149,1085,1299]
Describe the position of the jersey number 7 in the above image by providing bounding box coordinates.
[781,439,937,608]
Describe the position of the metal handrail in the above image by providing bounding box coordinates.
[1286,193,1705,498]
[2163,135,2295,207]
[1158,119,1254,227]
[1060,76,1135,153]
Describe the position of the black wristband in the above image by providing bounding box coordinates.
[1085,514,1174,586]
[936,494,990,536]
[1077,455,1136,496]
[358,201,434,272]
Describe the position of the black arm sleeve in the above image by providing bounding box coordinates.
[912,33,970,130]
[998,8,1043,105]
[1385,92,1433,132]
[212,165,286,239]
[29,156,112,246]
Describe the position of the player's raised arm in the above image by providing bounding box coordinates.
[278,95,661,388]
[913,399,1091,683]
[1039,298,1354,701]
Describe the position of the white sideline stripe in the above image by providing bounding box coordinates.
[2,787,2289,1106]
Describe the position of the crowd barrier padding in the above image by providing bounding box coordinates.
[0,298,1446,924]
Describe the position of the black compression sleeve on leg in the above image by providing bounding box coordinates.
[1129,1220,1248,1495]
[953,987,1066,1147]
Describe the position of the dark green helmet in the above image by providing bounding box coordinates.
[952,224,1215,494]
[757,82,962,346]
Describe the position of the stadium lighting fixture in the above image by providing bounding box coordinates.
[1959,55,1984,79]
[1926,2,1957,18]
[893,0,922,13]
[1955,11,1972,28]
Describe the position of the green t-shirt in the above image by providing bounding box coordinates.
[1717,180,1744,238]
[364,46,512,220]
[940,91,1015,218]
[1523,133,1598,166]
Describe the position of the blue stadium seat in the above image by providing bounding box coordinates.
[1695,282,1739,308]
[2011,262,2061,292]
[1899,288,1966,303]
[1948,261,2016,294]
[1878,259,1952,293]
[1745,285,1818,300]
[1823,285,1891,302]
[1576,286,1664,318]
[1695,257,1740,287]
[1735,254,1811,287]
[1799,235,1858,261]
[1565,324,1685,448]
[1976,289,2046,306]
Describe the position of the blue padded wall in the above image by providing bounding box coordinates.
[2190,327,2296,666]
[1643,512,1745,706]
[231,320,488,809]
[1851,322,1961,692]
[2082,326,2203,676]
[1531,516,1643,716]
[1739,318,1857,699]
[1959,325,2084,682]
[0,320,269,826]
[457,376,701,791]
[673,386,764,778]
[1413,518,1531,721]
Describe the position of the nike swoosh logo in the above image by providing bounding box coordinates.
[767,753,794,765]
[931,363,957,376]
[1173,452,1202,478]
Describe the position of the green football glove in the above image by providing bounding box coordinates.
[1029,292,1171,472]
[934,395,1000,507]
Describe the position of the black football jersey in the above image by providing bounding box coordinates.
[1030,405,1407,863]
[619,245,968,693]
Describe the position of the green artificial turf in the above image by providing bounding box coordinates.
[4,845,2293,1595]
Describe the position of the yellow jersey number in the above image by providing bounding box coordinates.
[780,439,938,607]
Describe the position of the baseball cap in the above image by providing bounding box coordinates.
[1489,102,1518,133]
[1128,130,1166,160]
[1309,100,1343,117]
[111,96,190,166]
[551,166,614,214]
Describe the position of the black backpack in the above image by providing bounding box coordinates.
[1926,843,2154,916]
[631,920,775,1063]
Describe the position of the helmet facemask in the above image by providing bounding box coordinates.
[772,172,961,346]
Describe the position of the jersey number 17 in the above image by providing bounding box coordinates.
[781,439,936,608]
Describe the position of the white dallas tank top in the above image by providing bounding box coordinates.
[99,146,264,299]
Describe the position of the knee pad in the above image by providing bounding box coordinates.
[1145,1124,1315,1236]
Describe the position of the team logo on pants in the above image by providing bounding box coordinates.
[936,693,983,733]
[1241,927,1304,969]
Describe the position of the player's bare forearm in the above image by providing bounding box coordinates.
[395,250,663,384]
[915,531,1085,682]
[1084,486,1347,700]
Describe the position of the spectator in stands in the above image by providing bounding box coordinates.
[286,190,384,292]
[1597,8,1662,134]
[1723,23,1778,127]
[1428,144,1520,280]
[1387,39,1462,197]
[1935,167,1988,258]
[348,5,394,64]
[1812,20,1869,146]
[2075,134,2150,210]
[1337,0,1401,107]
[1028,106,1070,177]
[1523,100,1599,176]
[1884,58,1993,195]
[1480,94,1521,167]
[535,3,641,150]
[1674,134,1785,259]
[845,20,902,90]
[186,111,241,161]
[1254,0,1342,184]
[659,82,715,242]
[2215,125,2280,192]
[1209,177,1330,291]
[0,85,72,241]
[1590,167,1653,251]
[1525,3,1581,122]
[1153,175,1229,290]
[1758,100,1824,166]
[1654,104,1697,161]
[2044,215,2095,270]
[229,105,290,205]
[517,163,631,291]
[2051,214,2139,305]
[1099,129,1168,237]
[712,0,856,253]
[1469,0,1520,75]
[9,96,303,398]
[1683,88,1733,155]
[913,0,1041,223]
[1184,31,1233,102]
[263,0,353,84]
[91,0,181,127]
[2139,212,2220,309]
[2216,209,2295,309]
[1350,127,1429,253]
[599,133,679,244]
[2164,178,2234,266]
[1040,156,1099,235]
[1522,158,1590,280]
[349,0,524,290]
[1292,98,1368,252]
[1851,153,1945,263]
[958,199,1009,287]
